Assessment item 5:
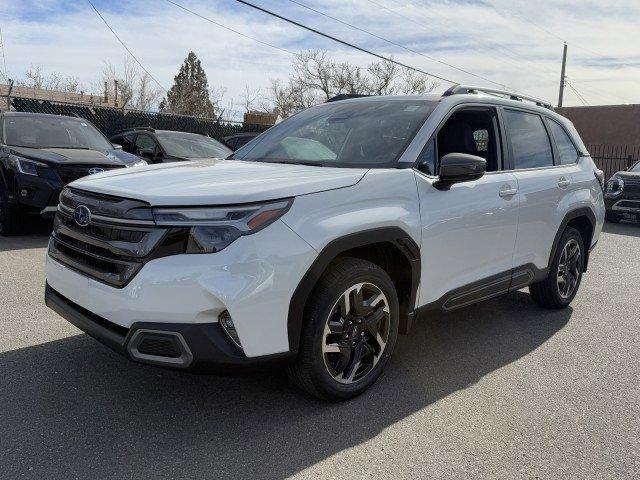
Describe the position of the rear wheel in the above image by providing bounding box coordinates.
[605,211,622,223]
[530,227,584,309]
[287,257,399,401]
[0,184,19,236]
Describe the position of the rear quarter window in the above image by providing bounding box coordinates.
[548,120,579,165]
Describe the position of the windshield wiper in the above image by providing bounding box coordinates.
[251,159,325,167]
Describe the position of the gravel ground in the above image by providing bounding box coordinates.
[0,222,638,479]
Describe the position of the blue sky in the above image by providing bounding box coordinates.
[0,0,638,111]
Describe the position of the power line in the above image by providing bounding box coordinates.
[165,0,296,57]
[285,0,507,88]
[565,80,588,106]
[493,5,638,69]
[233,0,459,85]
[364,0,558,87]
[85,0,167,92]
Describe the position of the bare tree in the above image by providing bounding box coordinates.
[240,85,261,112]
[19,64,82,93]
[268,50,438,117]
[134,72,162,111]
[100,58,161,110]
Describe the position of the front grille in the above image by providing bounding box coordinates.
[58,213,145,242]
[55,164,124,185]
[49,188,187,287]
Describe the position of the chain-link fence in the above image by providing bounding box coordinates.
[8,97,271,142]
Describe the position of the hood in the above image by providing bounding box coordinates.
[70,159,367,205]
[8,146,124,166]
[614,170,640,180]
[108,149,146,166]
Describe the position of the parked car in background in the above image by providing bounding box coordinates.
[110,128,232,163]
[222,131,261,151]
[45,87,604,400]
[604,160,640,223]
[0,112,146,235]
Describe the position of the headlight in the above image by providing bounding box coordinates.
[8,155,47,176]
[606,177,624,195]
[153,199,293,253]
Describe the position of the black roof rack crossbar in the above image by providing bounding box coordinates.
[443,85,554,110]
[326,94,372,103]
[118,126,156,134]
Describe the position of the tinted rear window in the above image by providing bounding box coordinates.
[548,120,578,165]
[504,110,553,169]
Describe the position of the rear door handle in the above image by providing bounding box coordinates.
[558,177,571,188]
[499,186,518,198]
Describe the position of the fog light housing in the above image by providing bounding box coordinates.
[219,310,242,350]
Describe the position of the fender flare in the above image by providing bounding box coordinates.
[286,227,420,352]
[549,207,596,271]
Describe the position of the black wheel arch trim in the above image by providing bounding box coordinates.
[550,207,596,272]
[287,227,421,352]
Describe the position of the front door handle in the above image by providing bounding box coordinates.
[558,177,571,188]
[499,186,518,198]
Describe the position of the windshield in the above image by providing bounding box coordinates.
[156,131,232,158]
[630,161,640,173]
[2,116,113,150]
[232,99,436,167]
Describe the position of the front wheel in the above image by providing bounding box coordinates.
[530,227,584,309]
[287,257,399,401]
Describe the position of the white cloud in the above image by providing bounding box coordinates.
[0,0,637,111]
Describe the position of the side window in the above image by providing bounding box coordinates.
[548,120,578,165]
[416,107,502,175]
[134,134,157,155]
[113,133,136,152]
[504,110,553,169]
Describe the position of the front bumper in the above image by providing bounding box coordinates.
[13,172,61,215]
[45,284,295,370]
[605,195,640,214]
[46,218,317,359]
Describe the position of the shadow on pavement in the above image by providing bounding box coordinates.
[0,291,571,479]
[0,218,52,251]
[602,220,640,238]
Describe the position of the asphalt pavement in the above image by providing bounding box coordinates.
[0,221,638,479]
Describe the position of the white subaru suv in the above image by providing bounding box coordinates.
[45,86,605,400]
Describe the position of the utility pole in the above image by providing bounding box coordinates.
[558,42,567,108]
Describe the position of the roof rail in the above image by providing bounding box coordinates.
[326,93,372,103]
[443,85,554,110]
[118,126,156,133]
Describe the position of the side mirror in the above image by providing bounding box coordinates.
[112,143,123,150]
[138,147,156,161]
[434,153,486,191]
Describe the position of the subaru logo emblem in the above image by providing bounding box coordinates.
[73,205,91,227]
[88,167,104,175]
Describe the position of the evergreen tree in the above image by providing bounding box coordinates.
[160,52,216,118]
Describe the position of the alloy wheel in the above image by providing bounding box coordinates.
[322,282,390,384]
[557,238,581,299]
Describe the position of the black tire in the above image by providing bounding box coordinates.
[605,211,622,223]
[0,183,19,236]
[287,257,399,401]
[530,227,584,309]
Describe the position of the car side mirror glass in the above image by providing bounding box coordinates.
[138,147,156,161]
[434,153,486,191]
